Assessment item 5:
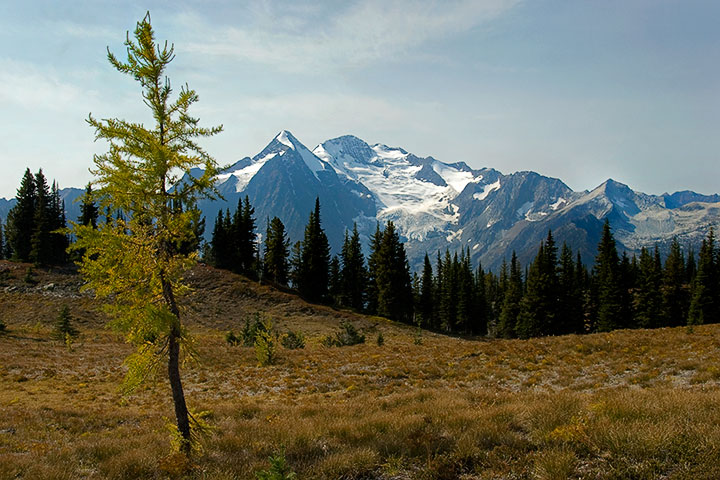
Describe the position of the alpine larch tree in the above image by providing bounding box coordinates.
[70,13,222,455]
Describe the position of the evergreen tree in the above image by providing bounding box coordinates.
[78,182,100,228]
[6,168,37,262]
[372,221,413,323]
[471,262,489,335]
[497,252,522,338]
[662,238,688,327]
[365,223,383,314]
[233,196,256,277]
[418,253,434,328]
[29,170,54,265]
[558,243,583,334]
[456,249,476,333]
[594,219,623,332]
[49,181,69,263]
[263,216,289,286]
[633,246,662,329]
[339,223,367,311]
[688,229,718,325]
[289,240,302,289]
[439,250,457,331]
[328,255,341,306]
[70,14,223,455]
[297,198,330,303]
[516,244,545,339]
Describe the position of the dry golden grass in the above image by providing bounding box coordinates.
[2,261,720,479]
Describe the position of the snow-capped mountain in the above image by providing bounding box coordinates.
[2,130,719,271]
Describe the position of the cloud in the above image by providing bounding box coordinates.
[0,59,88,111]
[176,0,521,72]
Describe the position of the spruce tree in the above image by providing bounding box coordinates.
[78,182,100,229]
[263,216,289,286]
[339,223,367,311]
[558,243,582,334]
[365,223,383,314]
[418,253,434,328]
[497,252,522,338]
[6,168,37,262]
[439,250,457,331]
[297,198,330,303]
[594,219,622,332]
[688,229,718,325]
[662,238,687,327]
[472,262,489,335]
[633,246,662,329]
[372,221,413,323]
[30,170,53,265]
[233,196,256,277]
[516,245,545,339]
[328,255,341,306]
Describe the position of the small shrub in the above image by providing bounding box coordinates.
[413,326,423,345]
[255,319,277,366]
[0,319,6,333]
[281,330,305,349]
[53,305,78,340]
[377,331,384,346]
[322,321,365,347]
[24,267,37,285]
[256,449,296,480]
[225,331,241,346]
[241,313,269,347]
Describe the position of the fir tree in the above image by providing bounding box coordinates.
[688,229,718,325]
[29,170,53,265]
[78,182,100,228]
[633,247,662,329]
[558,243,582,334]
[289,240,302,289]
[328,255,341,306]
[263,216,289,286]
[662,238,688,327]
[339,223,367,311]
[472,262,489,335]
[297,198,330,303]
[233,196,256,277]
[365,223,383,315]
[594,219,622,332]
[369,221,413,323]
[6,168,37,262]
[497,252,522,338]
[418,253,434,328]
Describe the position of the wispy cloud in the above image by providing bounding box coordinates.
[0,58,88,111]
[176,0,521,72]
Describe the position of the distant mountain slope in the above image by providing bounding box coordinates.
[2,131,719,270]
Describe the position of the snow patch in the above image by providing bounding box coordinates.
[472,243,480,251]
[433,163,481,193]
[473,180,501,201]
[516,201,534,218]
[446,229,463,242]
[550,197,566,210]
[217,152,276,192]
[276,131,294,150]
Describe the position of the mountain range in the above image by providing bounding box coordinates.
[2,130,719,271]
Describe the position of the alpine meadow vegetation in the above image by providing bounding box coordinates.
[70,13,222,456]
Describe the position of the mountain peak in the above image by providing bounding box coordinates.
[275,130,299,150]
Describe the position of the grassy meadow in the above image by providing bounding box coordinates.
[2,260,720,479]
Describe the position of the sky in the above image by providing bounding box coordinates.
[1,0,718,199]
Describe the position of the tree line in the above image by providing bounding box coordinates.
[3,167,719,336]
[208,198,720,337]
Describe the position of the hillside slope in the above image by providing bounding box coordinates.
[2,262,720,478]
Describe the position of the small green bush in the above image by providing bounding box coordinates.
[281,330,305,349]
[225,331,240,346]
[53,305,78,340]
[256,449,296,480]
[377,331,384,346]
[322,321,365,347]
[255,319,277,366]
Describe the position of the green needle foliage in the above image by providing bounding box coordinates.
[70,12,222,456]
